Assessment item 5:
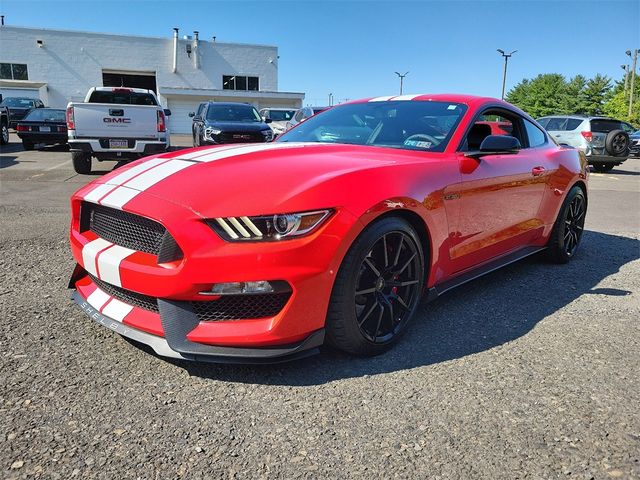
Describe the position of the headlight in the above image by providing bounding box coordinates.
[204,128,222,140]
[261,129,274,141]
[207,209,333,241]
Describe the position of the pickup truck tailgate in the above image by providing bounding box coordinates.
[72,103,159,139]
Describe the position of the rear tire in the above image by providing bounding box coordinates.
[72,151,92,174]
[22,141,34,151]
[592,163,614,173]
[547,185,586,264]
[325,217,425,356]
[0,123,8,145]
[604,129,629,157]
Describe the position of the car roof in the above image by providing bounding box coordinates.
[3,97,38,101]
[538,114,622,121]
[93,87,153,94]
[350,93,502,105]
[205,102,256,107]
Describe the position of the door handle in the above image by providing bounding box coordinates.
[531,166,546,176]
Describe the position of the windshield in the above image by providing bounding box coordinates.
[1,98,34,108]
[277,101,467,152]
[268,110,296,121]
[207,105,262,122]
[24,109,66,122]
[88,90,158,105]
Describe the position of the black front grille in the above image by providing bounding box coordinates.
[90,274,158,313]
[81,203,182,262]
[217,131,265,144]
[191,293,291,321]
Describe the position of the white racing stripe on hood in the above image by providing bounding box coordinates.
[392,94,421,101]
[193,142,313,163]
[175,144,251,160]
[98,159,193,209]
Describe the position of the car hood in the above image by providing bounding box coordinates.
[88,142,438,217]
[205,121,269,132]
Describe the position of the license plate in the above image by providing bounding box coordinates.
[109,139,128,148]
[39,126,51,132]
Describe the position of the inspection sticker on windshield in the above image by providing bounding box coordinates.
[404,140,432,148]
[447,104,457,110]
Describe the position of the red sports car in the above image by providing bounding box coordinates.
[68,94,588,362]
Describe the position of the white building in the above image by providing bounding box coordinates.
[0,25,304,133]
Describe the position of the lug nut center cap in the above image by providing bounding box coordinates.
[376,277,386,291]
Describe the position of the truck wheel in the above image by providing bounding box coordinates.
[592,163,614,173]
[604,130,629,157]
[0,123,8,145]
[72,151,92,174]
[22,141,34,151]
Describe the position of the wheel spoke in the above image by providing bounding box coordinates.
[358,302,379,327]
[393,235,404,267]
[389,279,419,287]
[382,234,389,267]
[372,304,384,340]
[386,300,395,328]
[395,294,409,311]
[396,252,417,275]
[355,287,377,296]
[364,257,381,277]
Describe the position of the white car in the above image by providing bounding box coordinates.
[67,87,171,174]
[285,106,329,131]
[258,107,296,136]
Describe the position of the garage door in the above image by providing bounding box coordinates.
[0,88,40,102]
[166,99,200,134]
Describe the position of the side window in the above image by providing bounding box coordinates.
[537,117,549,129]
[565,119,583,131]
[523,119,547,148]
[462,110,524,151]
[545,117,568,131]
[622,122,635,133]
[196,103,205,117]
[293,110,304,122]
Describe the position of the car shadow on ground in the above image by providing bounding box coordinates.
[162,230,639,386]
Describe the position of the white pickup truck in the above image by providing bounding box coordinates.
[66,87,171,174]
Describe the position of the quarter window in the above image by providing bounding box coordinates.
[222,75,259,91]
[524,119,547,147]
[0,63,29,80]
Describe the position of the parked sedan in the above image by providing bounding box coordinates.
[190,102,273,146]
[69,94,587,363]
[16,108,68,150]
[0,97,45,128]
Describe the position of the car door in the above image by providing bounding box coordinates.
[450,109,549,272]
[193,103,206,140]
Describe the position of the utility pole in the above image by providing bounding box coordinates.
[626,49,639,117]
[328,93,333,106]
[621,64,629,98]
[395,71,409,95]
[497,49,517,100]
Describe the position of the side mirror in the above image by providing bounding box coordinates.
[188,112,195,118]
[264,118,273,124]
[164,109,172,117]
[480,135,521,151]
[466,135,521,158]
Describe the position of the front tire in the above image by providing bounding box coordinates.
[326,217,425,356]
[547,185,587,264]
[0,123,8,145]
[72,151,92,174]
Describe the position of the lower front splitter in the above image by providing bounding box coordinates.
[72,290,325,364]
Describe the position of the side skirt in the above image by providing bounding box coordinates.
[426,246,547,302]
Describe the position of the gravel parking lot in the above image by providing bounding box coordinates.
[1,134,639,479]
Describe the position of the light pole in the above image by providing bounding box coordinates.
[328,93,333,106]
[621,64,629,98]
[497,49,517,100]
[626,49,639,117]
[395,71,409,95]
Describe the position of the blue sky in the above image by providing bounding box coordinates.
[2,0,638,105]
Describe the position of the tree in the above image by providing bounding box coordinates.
[582,74,611,115]
[506,73,568,118]
[602,77,640,126]
[561,75,588,114]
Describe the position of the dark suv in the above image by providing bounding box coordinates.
[0,97,45,128]
[189,102,273,146]
[537,115,634,172]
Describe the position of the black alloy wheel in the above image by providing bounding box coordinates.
[326,217,425,356]
[354,231,422,343]
[562,193,586,257]
[547,185,586,264]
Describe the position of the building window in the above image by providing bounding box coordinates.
[0,63,29,80]
[223,75,259,91]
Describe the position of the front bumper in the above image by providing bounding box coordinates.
[72,289,324,363]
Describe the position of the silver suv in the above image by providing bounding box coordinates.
[537,115,634,172]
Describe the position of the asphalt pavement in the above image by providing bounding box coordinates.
[1,134,639,479]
